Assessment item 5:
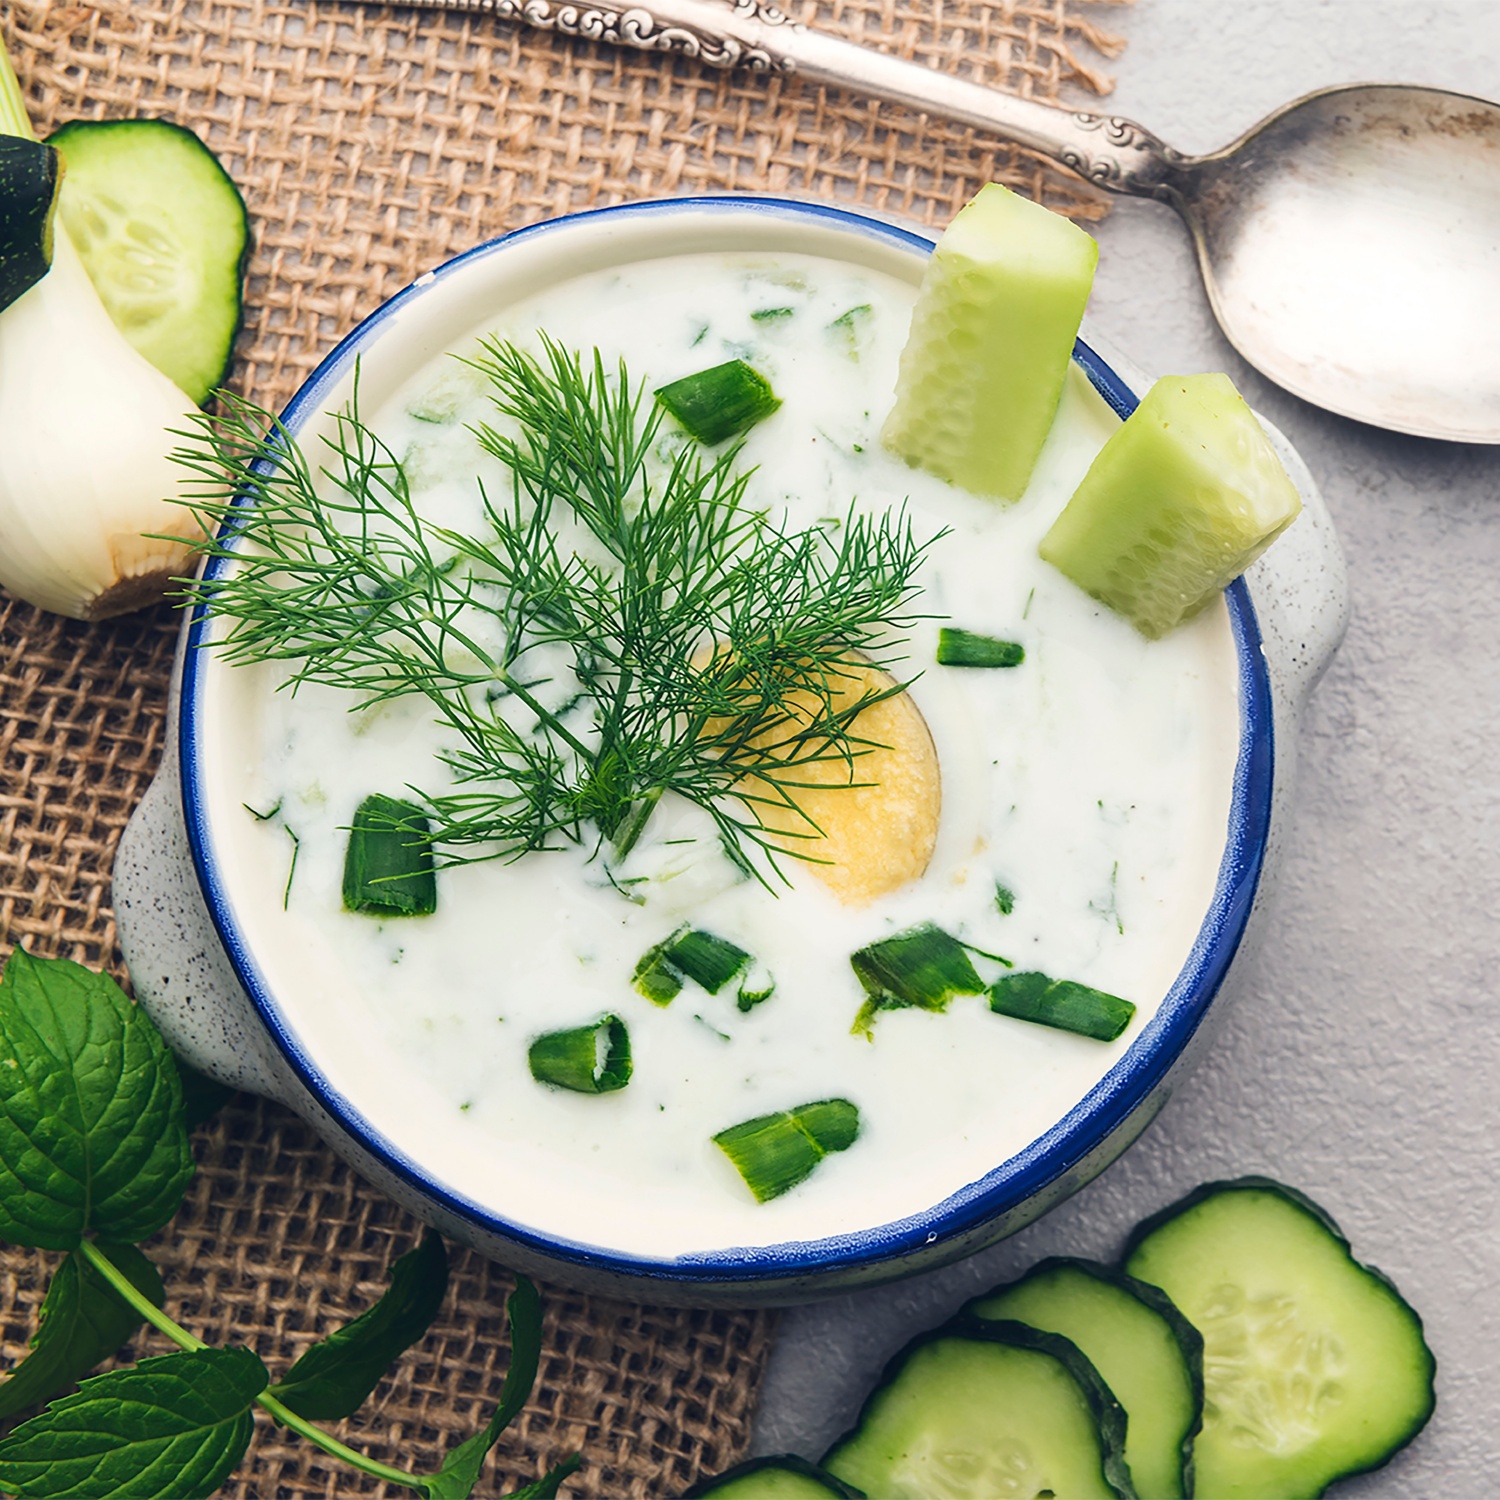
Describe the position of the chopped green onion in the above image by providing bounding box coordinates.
[988,971,1136,1041]
[750,306,795,322]
[528,1014,632,1093]
[936,628,1025,668]
[654,359,781,446]
[341,794,438,916]
[850,922,987,1036]
[713,1098,860,1202]
[827,303,873,359]
[735,961,776,1014]
[994,881,1016,916]
[633,926,769,1007]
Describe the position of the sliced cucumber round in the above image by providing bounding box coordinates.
[1123,1177,1436,1499]
[47,118,248,405]
[967,1256,1204,1500]
[682,1454,866,1497]
[822,1319,1134,1500]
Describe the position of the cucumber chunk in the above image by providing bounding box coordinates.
[0,137,60,314]
[1039,372,1302,638]
[683,1455,866,1498]
[48,119,249,405]
[1123,1178,1435,1499]
[823,1320,1134,1500]
[882,183,1098,501]
[968,1258,1204,1500]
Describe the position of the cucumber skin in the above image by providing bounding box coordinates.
[966,1255,1204,1500]
[47,118,250,406]
[0,138,60,315]
[823,1316,1136,1500]
[1122,1177,1437,1499]
[681,1455,866,1498]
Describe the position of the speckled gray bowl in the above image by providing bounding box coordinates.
[114,197,1349,1306]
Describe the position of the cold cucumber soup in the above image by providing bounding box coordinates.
[207,249,1239,1258]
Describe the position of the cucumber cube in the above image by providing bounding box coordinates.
[882,183,1098,501]
[1040,372,1302,638]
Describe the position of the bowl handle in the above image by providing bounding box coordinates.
[1246,413,1350,715]
[114,738,308,1108]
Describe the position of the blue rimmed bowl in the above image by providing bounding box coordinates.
[114,196,1348,1305]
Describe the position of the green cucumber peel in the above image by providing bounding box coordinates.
[0,136,60,315]
[0,949,568,1497]
[1122,1176,1437,1500]
[966,1256,1204,1500]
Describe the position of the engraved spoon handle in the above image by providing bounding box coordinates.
[393,0,1187,195]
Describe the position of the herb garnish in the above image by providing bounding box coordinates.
[178,337,929,886]
[0,948,575,1497]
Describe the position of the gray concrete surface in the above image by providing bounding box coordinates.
[752,3,1500,1492]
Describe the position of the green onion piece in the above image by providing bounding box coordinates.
[994,881,1016,916]
[713,1098,860,1202]
[827,303,873,359]
[341,794,437,916]
[528,1014,632,1094]
[850,922,985,1035]
[936,628,1025,669]
[735,962,776,1014]
[654,359,781,446]
[633,926,756,1005]
[0,137,60,316]
[988,971,1136,1041]
[750,306,795,322]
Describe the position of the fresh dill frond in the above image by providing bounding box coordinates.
[175,336,932,883]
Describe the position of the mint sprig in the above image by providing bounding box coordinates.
[0,1242,164,1421]
[0,950,575,1497]
[268,1230,448,1421]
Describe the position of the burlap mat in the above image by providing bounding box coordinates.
[0,0,1126,1492]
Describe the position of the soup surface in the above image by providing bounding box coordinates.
[204,249,1241,1257]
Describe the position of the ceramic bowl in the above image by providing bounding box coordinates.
[115,196,1349,1305]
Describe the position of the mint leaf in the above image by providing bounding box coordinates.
[426,1277,543,1500]
[504,1454,582,1497]
[0,1346,266,1498]
[0,1243,164,1420]
[268,1231,448,1420]
[0,949,194,1249]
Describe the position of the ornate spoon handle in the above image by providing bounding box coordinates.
[390,0,1187,195]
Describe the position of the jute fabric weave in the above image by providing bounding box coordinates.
[0,0,1126,1492]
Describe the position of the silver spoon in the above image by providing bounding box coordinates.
[387,0,1500,443]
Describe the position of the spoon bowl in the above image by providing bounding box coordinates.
[1170,86,1500,442]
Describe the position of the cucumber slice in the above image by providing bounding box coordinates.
[967,1257,1204,1500]
[1123,1178,1436,1499]
[1038,372,1302,638]
[47,119,249,405]
[823,1319,1134,1500]
[0,136,60,314]
[882,183,1098,501]
[683,1455,866,1498]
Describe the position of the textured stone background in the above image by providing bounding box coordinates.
[755,3,1500,1493]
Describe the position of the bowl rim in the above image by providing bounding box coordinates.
[180,193,1274,1285]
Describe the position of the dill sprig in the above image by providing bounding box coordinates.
[176,336,931,881]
